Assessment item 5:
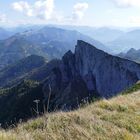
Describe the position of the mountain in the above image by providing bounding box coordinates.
[0,36,45,69]
[118,48,140,63]
[1,83,140,139]
[41,40,140,110]
[8,25,124,44]
[0,28,12,40]
[0,55,46,87]
[0,40,140,126]
[7,25,42,34]
[49,25,124,44]
[86,27,124,43]
[20,26,110,54]
[107,29,140,53]
[0,27,109,69]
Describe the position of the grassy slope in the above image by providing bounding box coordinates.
[0,86,140,140]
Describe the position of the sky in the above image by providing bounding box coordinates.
[0,0,140,27]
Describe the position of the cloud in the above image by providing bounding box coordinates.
[73,3,89,20]
[112,0,140,7]
[58,2,89,24]
[12,0,54,20]
[12,1,30,12]
[0,14,7,23]
[12,1,89,24]
[34,0,54,20]
[129,16,140,26]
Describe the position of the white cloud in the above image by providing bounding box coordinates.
[74,3,89,11]
[12,1,89,24]
[129,16,140,26]
[34,0,54,20]
[73,3,89,20]
[12,0,54,20]
[12,1,30,12]
[0,14,7,23]
[112,0,140,7]
[58,3,89,24]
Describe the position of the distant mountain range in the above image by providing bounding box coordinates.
[2,25,140,54]
[57,26,125,43]
[0,40,140,126]
[6,25,125,43]
[107,29,140,53]
[0,26,109,70]
[118,48,140,63]
[49,26,140,54]
[0,28,12,40]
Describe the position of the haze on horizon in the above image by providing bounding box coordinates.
[0,0,140,28]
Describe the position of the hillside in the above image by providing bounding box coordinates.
[0,55,46,87]
[0,83,140,140]
[53,25,124,44]
[0,80,44,126]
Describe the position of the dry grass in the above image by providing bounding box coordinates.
[0,91,140,140]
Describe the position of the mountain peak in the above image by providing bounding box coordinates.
[76,40,106,53]
[75,40,108,65]
[77,40,95,48]
[41,40,140,110]
[76,40,97,52]
[127,48,136,54]
[63,50,73,59]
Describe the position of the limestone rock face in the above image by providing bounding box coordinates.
[75,41,140,97]
[42,40,140,110]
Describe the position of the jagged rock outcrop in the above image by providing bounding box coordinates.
[42,40,140,110]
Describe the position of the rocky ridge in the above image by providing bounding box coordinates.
[41,40,140,109]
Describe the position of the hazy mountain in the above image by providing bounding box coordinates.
[7,25,42,34]
[89,27,124,43]
[0,28,12,40]
[20,26,110,52]
[0,36,45,69]
[50,25,124,44]
[118,48,140,63]
[107,29,140,53]
[0,26,109,69]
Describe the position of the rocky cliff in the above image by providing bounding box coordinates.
[42,40,140,110]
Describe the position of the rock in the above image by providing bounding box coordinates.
[42,40,140,110]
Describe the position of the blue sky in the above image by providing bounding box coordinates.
[0,0,140,27]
